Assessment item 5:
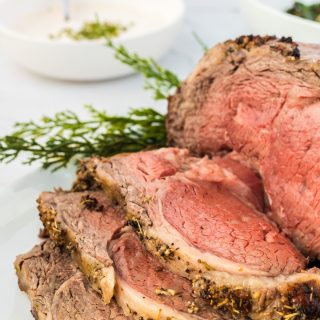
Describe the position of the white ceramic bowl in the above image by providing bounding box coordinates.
[0,0,185,81]
[241,0,320,43]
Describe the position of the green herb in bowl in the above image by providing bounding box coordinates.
[50,16,128,40]
[287,2,320,22]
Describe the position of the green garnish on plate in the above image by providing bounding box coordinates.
[287,2,320,22]
[50,15,128,40]
[0,41,181,171]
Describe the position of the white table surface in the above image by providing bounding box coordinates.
[0,1,251,318]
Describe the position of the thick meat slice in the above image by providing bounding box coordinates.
[37,191,221,320]
[38,190,127,303]
[38,186,320,319]
[14,240,128,320]
[80,148,304,278]
[109,229,220,320]
[167,35,320,259]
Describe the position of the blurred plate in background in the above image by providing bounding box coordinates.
[0,0,185,81]
[241,0,320,43]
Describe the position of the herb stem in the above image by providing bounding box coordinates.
[0,106,167,171]
[106,40,181,100]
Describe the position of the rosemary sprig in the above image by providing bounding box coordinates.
[287,2,320,22]
[192,32,209,53]
[107,40,181,100]
[0,106,166,171]
[0,44,181,170]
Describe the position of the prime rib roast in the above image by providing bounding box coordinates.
[167,35,320,260]
[73,148,320,319]
[79,149,304,276]
[15,240,127,320]
[15,35,320,320]
[38,191,127,304]
[38,190,220,320]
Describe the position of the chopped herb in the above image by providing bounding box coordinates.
[107,40,181,100]
[80,194,104,211]
[50,15,127,40]
[155,288,177,296]
[0,106,166,171]
[187,301,199,314]
[287,2,320,22]
[155,243,177,259]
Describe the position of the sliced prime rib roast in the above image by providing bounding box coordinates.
[110,228,220,320]
[167,35,320,259]
[79,148,304,276]
[74,148,320,319]
[15,240,128,320]
[38,190,220,320]
[38,191,126,304]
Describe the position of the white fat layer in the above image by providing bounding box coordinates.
[114,276,200,320]
[100,266,116,303]
[75,250,115,304]
[146,222,320,289]
[146,210,320,289]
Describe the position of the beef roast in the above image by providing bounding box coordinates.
[38,191,221,320]
[38,190,127,303]
[109,229,220,320]
[15,240,128,320]
[167,35,320,259]
[72,149,320,319]
[80,148,304,277]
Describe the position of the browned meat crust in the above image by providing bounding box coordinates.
[14,240,128,320]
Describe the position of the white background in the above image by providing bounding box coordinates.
[0,0,251,318]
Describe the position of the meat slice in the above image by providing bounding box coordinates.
[38,186,320,319]
[37,190,127,303]
[37,191,221,320]
[167,35,320,259]
[109,229,220,320]
[79,148,304,277]
[14,240,128,320]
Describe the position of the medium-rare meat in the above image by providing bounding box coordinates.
[38,191,221,320]
[38,190,127,303]
[79,148,304,276]
[166,35,320,259]
[15,240,128,320]
[109,229,220,320]
[73,149,320,319]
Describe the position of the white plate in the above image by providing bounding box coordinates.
[0,167,75,320]
[0,0,185,81]
[241,0,320,43]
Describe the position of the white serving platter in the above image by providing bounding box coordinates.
[0,0,185,81]
[0,167,75,320]
[241,0,320,43]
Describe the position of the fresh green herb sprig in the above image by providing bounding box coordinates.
[192,32,209,53]
[0,42,182,171]
[287,2,320,22]
[107,40,181,100]
[0,106,166,171]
